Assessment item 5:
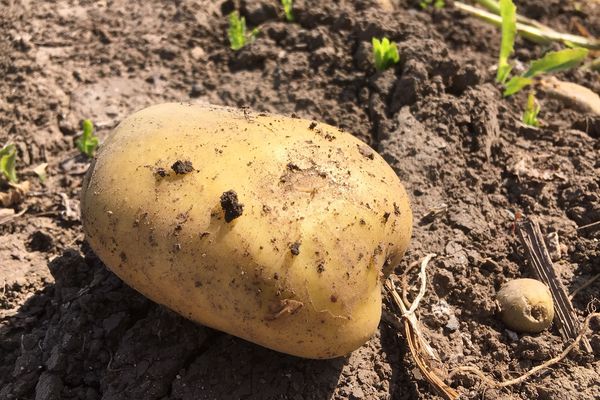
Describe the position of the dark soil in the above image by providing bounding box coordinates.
[1,0,599,399]
[220,190,244,222]
[171,160,195,175]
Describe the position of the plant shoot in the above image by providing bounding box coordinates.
[0,143,18,183]
[76,119,99,158]
[228,11,259,51]
[372,37,400,71]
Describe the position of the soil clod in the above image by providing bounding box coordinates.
[171,160,194,175]
[220,190,244,222]
[290,241,301,256]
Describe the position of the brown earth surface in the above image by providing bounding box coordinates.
[1,0,600,399]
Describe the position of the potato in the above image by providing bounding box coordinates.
[496,278,554,333]
[80,103,412,359]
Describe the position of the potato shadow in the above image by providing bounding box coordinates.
[379,320,423,400]
[0,246,344,400]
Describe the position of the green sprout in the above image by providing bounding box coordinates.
[76,119,99,158]
[0,143,18,183]
[496,0,516,83]
[420,0,445,9]
[372,37,400,71]
[281,0,294,22]
[522,91,540,127]
[504,47,589,96]
[228,11,259,51]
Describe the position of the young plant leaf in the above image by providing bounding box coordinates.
[523,48,589,78]
[503,76,533,96]
[281,0,294,22]
[372,37,400,71]
[76,119,99,158]
[420,0,445,9]
[522,91,541,127]
[496,0,516,83]
[228,11,259,51]
[0,143,18,183]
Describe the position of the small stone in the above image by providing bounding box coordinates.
[190,83,204,98]
[190,46,205,60]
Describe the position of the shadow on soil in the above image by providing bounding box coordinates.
[0,247,345,400]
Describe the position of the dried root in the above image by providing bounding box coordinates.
[385,254,460,400]
[449,312,600,388]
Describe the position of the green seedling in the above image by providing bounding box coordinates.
[228,11,259,51]
[522,91,540,127]
[372,37,400,71]
[0,143,18,183]
[504,47,589,96]
[281,0,294,22]
[76,119,99,158]
[420,0,445,8]
[496,0,516,83]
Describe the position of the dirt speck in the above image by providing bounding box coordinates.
[154,167,169,178]
[287,162,301,171]
[358,145,374,160]
[290,241,301,256]
[317,263,325,273]
[382,212,391,223]
[171,160,194,175]
[220,190,244,222]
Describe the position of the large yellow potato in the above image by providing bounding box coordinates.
[81,103,412,358]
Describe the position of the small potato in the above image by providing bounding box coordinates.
[81,103,412,359]
[496,278,554,333]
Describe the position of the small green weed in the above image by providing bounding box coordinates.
[419,0,445,9]
[522,91,540,127]
[372,37,400,71]
[76,119,99,158]
[496,0,516,83]
[281,0,294,22]
[0,143,18,183]
[228,11,259,51]
[504,48,589,96]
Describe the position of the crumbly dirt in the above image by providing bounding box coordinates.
[220,190,244,222]
[1,0,599,399]
[171,160,195,175]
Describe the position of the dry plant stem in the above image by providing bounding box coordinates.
[517,218,593,352]
[577,219,600,232]
[569,274,600,300]
[454,1,600,49]
[450,313,600,388]
[474,0,551,31]
[385,254,460,400]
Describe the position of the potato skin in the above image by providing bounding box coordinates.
[81,103,412,358]
[496,278,554,334]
